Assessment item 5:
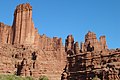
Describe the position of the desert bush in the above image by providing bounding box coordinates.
[0,75,34,80]
[39,75,49,80]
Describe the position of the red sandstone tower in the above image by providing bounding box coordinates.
[12,3,35,45]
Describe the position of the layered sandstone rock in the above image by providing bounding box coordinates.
[12,3,35,45]
[62,32,120,80]
[0,3,66,80]
[0,22,12,44]
[81,31,108,52]
[0,3,120,80]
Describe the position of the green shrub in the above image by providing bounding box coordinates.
[24,76,34,80]
[0,75,34,80]
[39,75,49,80]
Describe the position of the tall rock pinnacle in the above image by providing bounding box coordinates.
[12,3,35,45]
[0,3,67,80]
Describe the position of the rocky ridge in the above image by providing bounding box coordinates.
[62,31,120,80]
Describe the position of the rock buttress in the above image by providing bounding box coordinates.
[0,22,12,44]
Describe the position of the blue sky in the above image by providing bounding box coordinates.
[0,0,120,49]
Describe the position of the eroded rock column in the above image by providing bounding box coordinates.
[12,3,35,45]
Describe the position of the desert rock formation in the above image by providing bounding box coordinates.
[0,3,66,80]
[0,3,120,80]
[62,31,120,80]
[12,3,35,44]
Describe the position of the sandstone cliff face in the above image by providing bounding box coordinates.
[0,22,12,44]
[62,32,120,80]
[82,31,108,52]
[0,3,120,80]
[0,3,66,80]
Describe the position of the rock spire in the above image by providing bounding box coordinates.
[12,3,35,44]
